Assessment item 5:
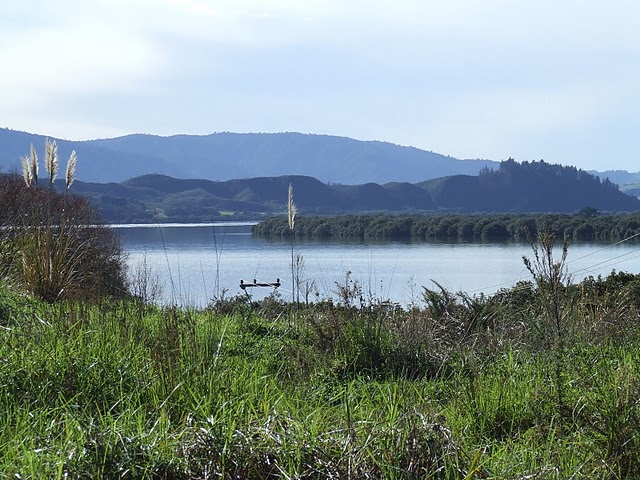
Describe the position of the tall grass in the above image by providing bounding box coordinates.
[3,264,640,477]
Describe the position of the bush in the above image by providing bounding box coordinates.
[0,144,128,302]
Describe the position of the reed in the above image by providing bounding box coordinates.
[288,182,298,303]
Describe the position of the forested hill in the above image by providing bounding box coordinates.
[50,159,640,223]
[418,159,640,213]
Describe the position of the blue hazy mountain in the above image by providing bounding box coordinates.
[0,128,497,184]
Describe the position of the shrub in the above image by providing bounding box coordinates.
[0,142,128,302]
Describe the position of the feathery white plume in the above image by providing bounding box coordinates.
[44,138,58,186]
[288,182,296,230]
[30,143,38,186]
[65,150,77,191]
[21,155,32,187]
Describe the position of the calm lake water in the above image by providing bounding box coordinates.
[114,222,640,307]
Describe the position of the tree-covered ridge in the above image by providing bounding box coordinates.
[6,158,637,224]
[419,158,637,213]
[253,212,640,242]
[485,158,620,193]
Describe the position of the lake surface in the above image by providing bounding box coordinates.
[114,223,640,307]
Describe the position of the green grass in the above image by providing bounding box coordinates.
[1,276,640,478]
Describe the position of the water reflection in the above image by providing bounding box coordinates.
[114,223,640,307]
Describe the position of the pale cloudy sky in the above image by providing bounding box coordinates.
[1,0,639,170]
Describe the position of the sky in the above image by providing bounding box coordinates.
[1,0,640,171]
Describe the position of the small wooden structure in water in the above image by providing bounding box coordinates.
[239,278,281,292]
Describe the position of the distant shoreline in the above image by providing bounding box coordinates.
[109,221,259,229]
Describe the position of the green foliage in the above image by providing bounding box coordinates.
[255,212,640,243]
[523,230,570,342]
[2,267,640,477]
[19,221,85,302]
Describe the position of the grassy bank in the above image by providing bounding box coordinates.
[2,268,640,479]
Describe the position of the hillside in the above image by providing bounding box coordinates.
[4,128,640,189]
[84,132,499,184]
[0,128,179,182]
[418,160,640,212]
[0,128,497,184]
[37,159,640,223]
[68,174,436,223]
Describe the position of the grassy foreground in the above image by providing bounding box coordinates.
[1,270,640,479]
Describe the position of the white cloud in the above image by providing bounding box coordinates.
[1,0,640,168]
[0,5,163,110]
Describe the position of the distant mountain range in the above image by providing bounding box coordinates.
[44,159,639,223]
[3,128,640,186]
[2,128,639,222]
[588,170,640,186]
[0,127,501,184]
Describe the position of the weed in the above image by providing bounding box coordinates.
[128,251,163,307]
[523,229,572,417]
[523,229,571,349]
[288,182,298,304]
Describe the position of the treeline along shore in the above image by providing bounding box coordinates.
[253,211,640,242]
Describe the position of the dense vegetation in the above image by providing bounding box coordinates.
[0,155,127,301]
[254,210,640,242]
[424,158,639,212]
[2,252,640,477]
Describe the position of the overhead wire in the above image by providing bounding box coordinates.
[565,230,640,266]
[466,228,640,296]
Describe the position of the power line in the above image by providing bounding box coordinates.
[467,231,640,295]
[566,230,640,266]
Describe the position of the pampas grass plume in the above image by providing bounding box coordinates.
[21,155,32,187]
[65,151,77,191]
[20,143,40,187]
[30,143,38,186]
[44,138,58,186]
[288,182,296,230]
